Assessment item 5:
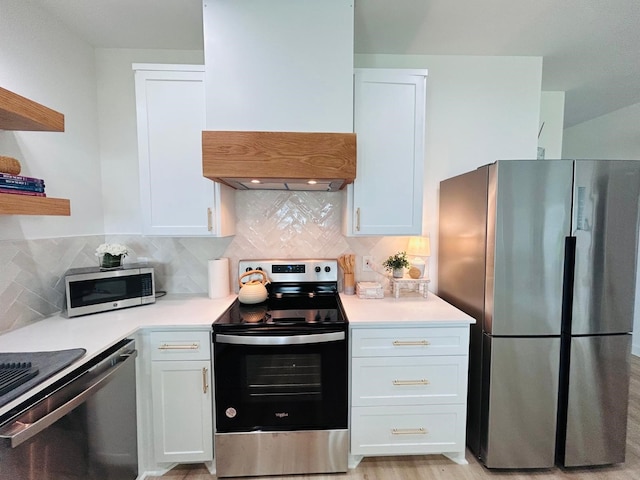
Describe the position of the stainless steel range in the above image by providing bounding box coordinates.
[212,259,348,478]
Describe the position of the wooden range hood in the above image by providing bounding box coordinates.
[202,130,356,191]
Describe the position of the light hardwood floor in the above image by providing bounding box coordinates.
[150,355,640,480]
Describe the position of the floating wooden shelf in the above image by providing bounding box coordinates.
[0,193,70,216]
[0,87,65,132]
[0,86,70,215]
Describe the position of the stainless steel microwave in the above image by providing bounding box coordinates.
[64,264,155,317]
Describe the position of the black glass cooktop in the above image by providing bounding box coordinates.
[213,294,346,331]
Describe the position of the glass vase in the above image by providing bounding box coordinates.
[100,253,123,269]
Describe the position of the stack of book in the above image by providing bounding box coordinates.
[0,173,46,197]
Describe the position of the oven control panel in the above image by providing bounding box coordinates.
[239,259,338,283]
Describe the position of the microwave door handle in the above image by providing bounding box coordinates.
[0,351,137,448]
[215,331,345,346]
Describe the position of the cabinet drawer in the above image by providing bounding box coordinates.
[150,330,211,361]
[350,404,466,456]
[351,327,469,357]
[351,356,467,406]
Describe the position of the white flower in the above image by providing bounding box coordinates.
[95,243,128,257]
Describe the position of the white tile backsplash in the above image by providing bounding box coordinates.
[0,235,104,333]
[0,190,411,334]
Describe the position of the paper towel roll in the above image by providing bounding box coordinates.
[208,258,230,299]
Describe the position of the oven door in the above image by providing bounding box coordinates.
[213,329,347,433]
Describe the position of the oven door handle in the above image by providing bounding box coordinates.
[215,331,345,346]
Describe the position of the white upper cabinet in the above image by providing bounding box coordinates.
[134,64,235,236]
[344,69,427,236]
[203,0,354,132]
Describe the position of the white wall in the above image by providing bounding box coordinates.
[204,0,354,132]
[563,102,640,159]
[95,49,204,234]
[0,0,103,240]
[563,103,640,356]
[539,91,565,159]
[355,54,542,287]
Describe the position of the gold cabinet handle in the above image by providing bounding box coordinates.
[393,379,430,386]
[393,340,430,346]
[202,367,209,394]
[207,207,213,232]
[356,207,361,231]
[392,428,427,435]
[158,343,200,350]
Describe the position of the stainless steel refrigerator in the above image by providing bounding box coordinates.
[438,159,640,469]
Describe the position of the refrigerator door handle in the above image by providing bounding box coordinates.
[561,236,576,335]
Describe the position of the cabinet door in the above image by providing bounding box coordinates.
[134,65,235,236]
[345,69,427,236]
[151,360,213,463]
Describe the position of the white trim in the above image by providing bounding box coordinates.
[132,63,204,72]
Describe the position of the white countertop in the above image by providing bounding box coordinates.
[0,294,236,355]
[0,294,236,417]
[340,292,475,327]
[0,291,473,417]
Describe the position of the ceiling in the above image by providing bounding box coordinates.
[28,0,640,128]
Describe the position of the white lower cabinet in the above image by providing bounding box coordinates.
[149,330,213,464]
[350,326,469,464]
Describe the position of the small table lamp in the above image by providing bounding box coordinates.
[407,236,431,279]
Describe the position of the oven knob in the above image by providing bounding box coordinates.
[226,407,237,419]
[324,266,331,272]
[245,267,252,272]
[256,267,263,271]
[315,266,321,273]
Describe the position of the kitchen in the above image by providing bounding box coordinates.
[1,0,640,479]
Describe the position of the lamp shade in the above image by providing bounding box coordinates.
[407,236,431,257]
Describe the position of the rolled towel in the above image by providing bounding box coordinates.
[0,156,21,175]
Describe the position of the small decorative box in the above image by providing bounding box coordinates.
[356,282,384,299]
[390,277,430,298]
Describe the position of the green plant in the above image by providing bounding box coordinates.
[382,251,410,271]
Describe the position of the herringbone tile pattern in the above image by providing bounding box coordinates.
[0,191,411,334]
[0,235,103,333]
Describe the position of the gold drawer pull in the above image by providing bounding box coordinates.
[393,379,430,386]
[202,367,209,394]
[392,428,427,435]
[393,340,430,346]
[158,343,199,350]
